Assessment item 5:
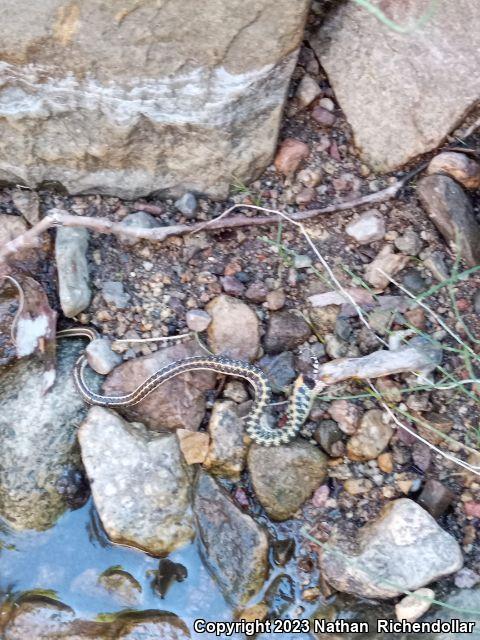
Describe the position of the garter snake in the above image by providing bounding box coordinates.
[57,327,318,446]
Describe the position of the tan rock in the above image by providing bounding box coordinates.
[377,452,394,474]
[364,245,410,290]
[206,295,260,361]
[274,138,309,176]
[427,152,480,189]
[347,409,393,461]
[177,429,210,465]
[395,588,435,622]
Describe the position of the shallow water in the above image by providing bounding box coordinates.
[0,499,243,639]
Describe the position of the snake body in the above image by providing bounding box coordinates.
[57,327,317,446]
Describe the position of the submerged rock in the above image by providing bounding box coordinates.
[103,339,216,431]
[248,441,327,520]
[194,471,269,607]
[321,499,463,599]
[79,407,195,555]
[0,339,92,530]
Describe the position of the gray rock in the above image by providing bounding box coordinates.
[185,309,211,332]
[119,211,161,245]
[206,295,260,361]
[101,280,131,309]
[86,337,122,375]
[321,498,463,599]
[314,420,344,457]
[345,210,385,244]
[194,471,269,607]
[203,401,247,481]
[418,174,480,267]
[293,254,313,269]
[0,340,93,530]
[417,479,455,519]
[79,407,195,555]
[55,227,91,318]
[427,588,480,639]
[264,310,312,354]
[11,188,40,224]
[394,229,423,256]
[0,0,310,199]
[258,351,296,393]
[102,339,216,431]
[312,2,480,171]
[174,193,198,218]
[248,441,327,520]
[401,269,427,295]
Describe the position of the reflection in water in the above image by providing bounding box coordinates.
[0,499,237,639]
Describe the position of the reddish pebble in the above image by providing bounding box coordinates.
[274,138,309,176]
[311,106,336,127]
[456,298,470,312]
[234,487,250,509]
[465,501,480,518]
[220,276,245,297]
[329,141,341,161]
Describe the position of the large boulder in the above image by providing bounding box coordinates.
[312,1,480,171]
[0,0,310,198]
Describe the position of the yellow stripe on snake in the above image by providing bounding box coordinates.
[57,327,319,447]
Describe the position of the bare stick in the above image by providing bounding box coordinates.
[0,180,408,263]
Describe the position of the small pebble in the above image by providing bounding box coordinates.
[101,281,130,309]
[296,74,321,108]
[245,283,268,303]
[86,338,122,375]
[345,210,385,244]
[311,106,336,127]
[265,289,286,311]
[175,193,198,218]
[274,138,309,176]
[186,309,211,332]
[220,275,245,296]
[293,254,312,269]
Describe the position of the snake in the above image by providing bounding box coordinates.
[57,326,319,447]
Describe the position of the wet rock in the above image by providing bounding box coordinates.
[327,400,361,435]
[103,339,216,431]
[345,210,385,244]
[194,471,268,607]
[418,479,455,519]
[248,441,327,520]
[427,151,480,189]
[314,420,344,457]
[264,574,295,617]
[86,338,122,375]
[119,211,161,245]
[296,74,321,108]
[101,280,131,309]
[174,193,198,218]
[245,282,268,303]
[220,275,246,296]
[11,188,40,224]
[203,401,247,481]
[364,245,410,290]
[258,351,296,393]
[311,105,336,127]
[185,308,211,332]
[265,288,286,311]
[206,295,260,361]
[97,568,142,606]
[394,229,423,256]
[176,429,209,465]
[313,2,480,171]
[55,227,91,318]
[321,498,463,599]
[274,138,309,176]
[418,174,480,267]
[0,339,92,530]
[395,588,434,623]
[264,310,311,354]
[347,409,393,461]
[79,407,195,555]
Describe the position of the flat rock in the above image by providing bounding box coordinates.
[264,310,312,354]
[103,339,216,431]
[79,407,195,555]
[418,174,480,267]
[248,441,327,520]
[345,210,385,244]
[0,339,92,530]
[194,471,269,607]
[312,2,480,171]
[203,400,247,481]
[321,498,463,599]
[0,0,310,198]
[206,295,260,361]
[55,227,91,318]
